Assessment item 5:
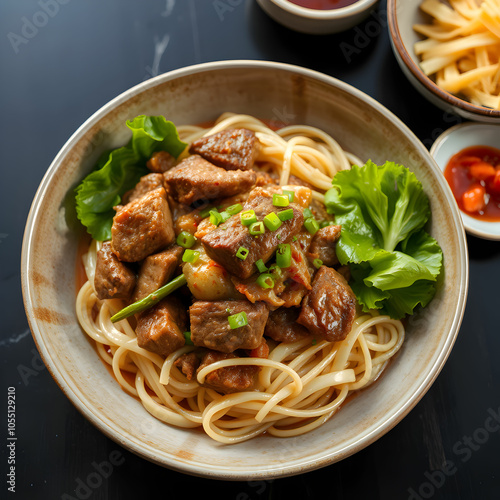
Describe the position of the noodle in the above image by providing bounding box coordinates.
[413,0,500,108]
[76,114,405,443]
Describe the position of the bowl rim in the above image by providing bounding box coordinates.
[386,0,500,119]
[266,0,378,19]
[21,59,469,479]
[430,121,500,241]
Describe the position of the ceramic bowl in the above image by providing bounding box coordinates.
[387,0,500,123]
[21,60,468,479]
[256,0,379,35]
[431,122,500,240]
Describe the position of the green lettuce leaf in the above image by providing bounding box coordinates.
[325,161,443,319]
[75,115,187,241]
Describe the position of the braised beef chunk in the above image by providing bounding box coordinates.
[297,266,356,342]
[265,307,311,343]
[197,350,259,394]
[136,297,187,357]
[122,173,164,205]
[190,300,269,353]
[147,151,177,173]
[94,242,136,300]
[174,352,200,381]
[307,225,342,267]
[201,187,304,279]
[189,128,259,171]
[163,155,256,205]
[132,245,183,301]
[111,187,175,262]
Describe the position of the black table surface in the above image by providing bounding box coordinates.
[1,1,499,499]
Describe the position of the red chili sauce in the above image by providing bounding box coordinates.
[444,145,500,221]
[288,0,359,9]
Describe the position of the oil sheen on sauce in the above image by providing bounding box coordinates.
[287,0,359,9]
[444,145,500,222]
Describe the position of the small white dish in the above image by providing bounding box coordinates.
[431,122,500,241]
[256,0,378,35]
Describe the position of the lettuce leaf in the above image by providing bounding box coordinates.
[75,115,187,241]
[325,161,443,319]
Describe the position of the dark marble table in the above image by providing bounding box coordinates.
[1,1,499,498]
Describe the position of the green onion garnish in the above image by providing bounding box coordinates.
[226,203,243,215]
[228,311,248,329]
[176,231,197,249]
[183,331,194,345]
[219,211,231,223]
[313,258,323,269]
[268,263,282,277]
[182,249,200,263]
[256,273,275,289]
[255,259,268,273]
[273,193,290,207]
[199,206,213,219]
[236,246,249,260]
[276,243,292,268]
[283,190,295,202]
[240,209,257,226]
[263,212,282,231]
[320,220,334,228]
[304,217,319,235]
[278,208,294,221]
[249,221,265,235]
[209,209,223,226]
[303,208,313,218]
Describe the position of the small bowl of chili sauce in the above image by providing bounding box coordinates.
[431,122,500,240]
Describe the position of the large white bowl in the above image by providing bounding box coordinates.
[387,0,500,123]
[21,60,468,479]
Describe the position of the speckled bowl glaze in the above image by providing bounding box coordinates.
[21,60,468,479]
[388,0,500,123]
[256,0,378,35]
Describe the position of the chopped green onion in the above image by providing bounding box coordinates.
[320,220,335,228]
[184,331,194,345]
[236,246,249,260]
[273,193,290,207]
[303,208,313,218]
[268,263,282,277]
[313,258,323,269]
[226,203,243,215]
[219,211,231,223]
[276,243,292,268]
[263,212,282,231]
[278,208,294,221]
[292,236,298,242]
[176,231,197,249]
[228,311,248,329]
[240,209,257,226]
[256,273,275,289]
[255,259,268,273]
[304,217,319,235]
[283,190,295,202]
[182,249,200,264]
[209,209,223,226]
[249,221,265,235]
[199,206,213,219]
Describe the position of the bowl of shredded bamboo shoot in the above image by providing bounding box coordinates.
[388,0,500,122]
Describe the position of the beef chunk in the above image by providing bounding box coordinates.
[111,187,175,262]
[147,151,177,173]
[189,128,259,171]
[265,307,311,343]
[174,352,200,381]
[122,173,164,205]
[132,245,183,301]
[135,297,187,357]
[197,350,259,394]
[307,225,342,267]
[163,155,256,205]
[201,187,304,279]
[94,241,136,300]
[189,300,268,353]
[297,266,356,342]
